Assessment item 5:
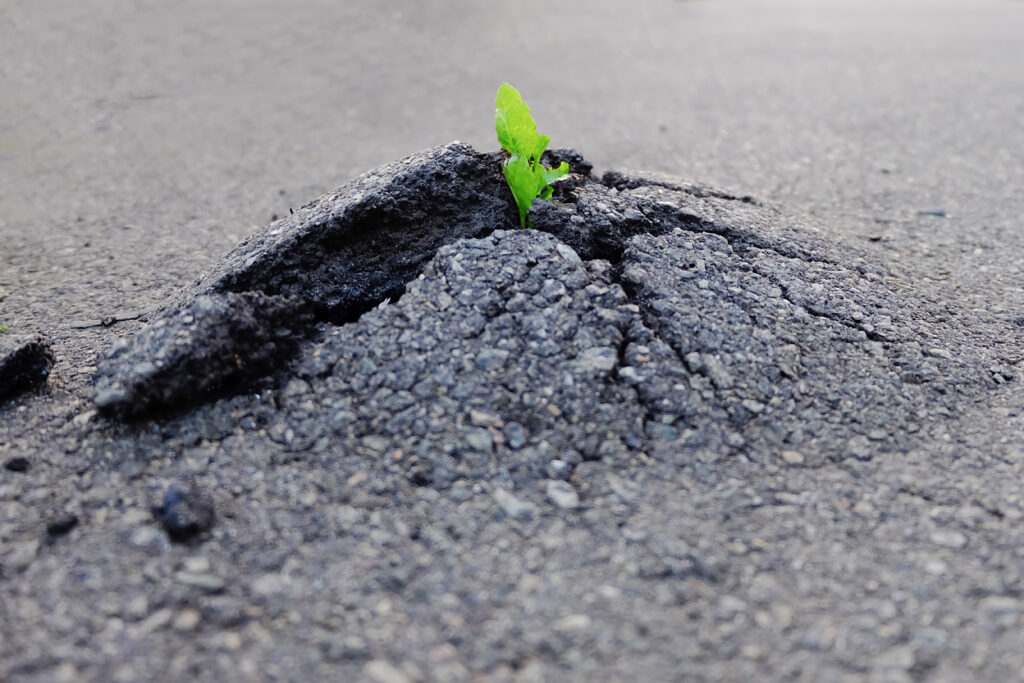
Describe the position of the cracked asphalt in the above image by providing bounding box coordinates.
[2,1,1024,681]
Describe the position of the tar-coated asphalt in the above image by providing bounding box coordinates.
[2,1,1024,681]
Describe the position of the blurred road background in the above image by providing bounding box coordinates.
[2,0,1022,332]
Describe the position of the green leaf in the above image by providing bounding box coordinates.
[502,154,538,229]
[495,82,548,162]
[542,161,569,186]
[495,83,570,229]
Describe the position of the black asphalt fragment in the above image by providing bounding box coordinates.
[0,334,54,401]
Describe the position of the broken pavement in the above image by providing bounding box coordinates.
[3,143,1022,682]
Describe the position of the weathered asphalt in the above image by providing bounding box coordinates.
[2,1,1024,681]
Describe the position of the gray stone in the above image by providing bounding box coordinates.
[174,571,226,593]
[492,488,534,521]
[504,422,527,449]
[462,427,493,454]
[546,459,572,480]
[474,348,509,371]
[930,529,967,549]
[152,484,215,542]
[545,480,580,509]
[573,347,618,375]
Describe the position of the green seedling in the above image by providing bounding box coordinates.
[495,82,569,228]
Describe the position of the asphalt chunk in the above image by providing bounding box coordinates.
[0,334,54,400]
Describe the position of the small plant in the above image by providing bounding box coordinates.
[495,82,569,228]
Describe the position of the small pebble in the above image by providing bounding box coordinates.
[46,513,79,537]
[930,529,967,549]
[545,480,580,509]
[364,660,413,683]
[129,526,164,550]
[175,571,226,593]
[546,459,572,480]
[780,450,804,465]
[469,409,502,428]
[462,428,493,453]
[152,484,215,542]
[503,422,527,449]
[3,456,30,472]
[173,608,201,631]
[492,488,534,521]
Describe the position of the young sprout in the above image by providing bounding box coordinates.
[495,82,569,228]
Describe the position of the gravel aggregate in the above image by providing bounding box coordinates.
[4,142,1022,681]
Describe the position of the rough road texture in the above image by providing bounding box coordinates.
[3,144,1024,683]
[93,293,313,419]
[5,3,1024,682]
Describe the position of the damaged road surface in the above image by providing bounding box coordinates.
[92,142,1007,465]
[92,143,519,418]
[4,143,1024,682]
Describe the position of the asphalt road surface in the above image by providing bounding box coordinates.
[2,1,1024,681]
